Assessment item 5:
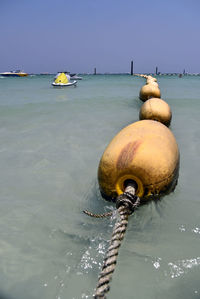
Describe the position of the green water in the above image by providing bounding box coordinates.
[0,74,199,299]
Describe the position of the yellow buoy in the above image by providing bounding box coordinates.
[147,77,157,82]
[146,81,159,88]
[98,120,179,202]
[139,84,161,102]
[139,98,172,126]
[146,77,158,82]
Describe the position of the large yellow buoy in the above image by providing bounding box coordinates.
[139,84,161,102]
[98,120,179,202]
[139,98,172,127]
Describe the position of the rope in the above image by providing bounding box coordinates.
[93,188,140,298]
[94,205,129,298]
[83,182,140,298]
[83,210,113,218]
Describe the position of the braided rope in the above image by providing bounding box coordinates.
[94,190,140,298]
[94,205,130,298]
[83,210,113,218]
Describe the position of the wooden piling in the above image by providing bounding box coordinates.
[131,61,133,75]
[156,66,158,75]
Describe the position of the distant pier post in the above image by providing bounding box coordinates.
[156,66,158,75]
[94,68,97,75]
[130,61,133,75]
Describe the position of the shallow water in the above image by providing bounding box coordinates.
[0,74,199,299]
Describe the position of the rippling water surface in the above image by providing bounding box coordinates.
[0,74,199,299]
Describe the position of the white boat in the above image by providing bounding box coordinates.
[70,74,82,80]
[0,70,28,77]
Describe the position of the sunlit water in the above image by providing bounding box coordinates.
[0,74,200,299]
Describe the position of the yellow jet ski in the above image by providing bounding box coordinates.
[52,72,77,87]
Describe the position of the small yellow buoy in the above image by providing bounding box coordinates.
[147,77,157,82]
[98,120,179,202]
[146,81,159,88]
[139,84,161,102]
[139,98,172,126]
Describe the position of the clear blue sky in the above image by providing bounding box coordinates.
[0,0,200,74]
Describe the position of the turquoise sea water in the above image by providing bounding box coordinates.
[0,74,200,299]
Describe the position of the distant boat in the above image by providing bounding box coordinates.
[52,72,77,87]
[0,70,28,77]
[57,71,82,80]
[70,74,82,80]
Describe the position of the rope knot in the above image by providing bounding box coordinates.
[116,192,140,214]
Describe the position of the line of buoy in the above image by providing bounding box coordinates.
[83,74,180,298]
[137,74,172,126]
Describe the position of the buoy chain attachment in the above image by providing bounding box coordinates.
[116,192,140,214]
[94,184,140,299]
